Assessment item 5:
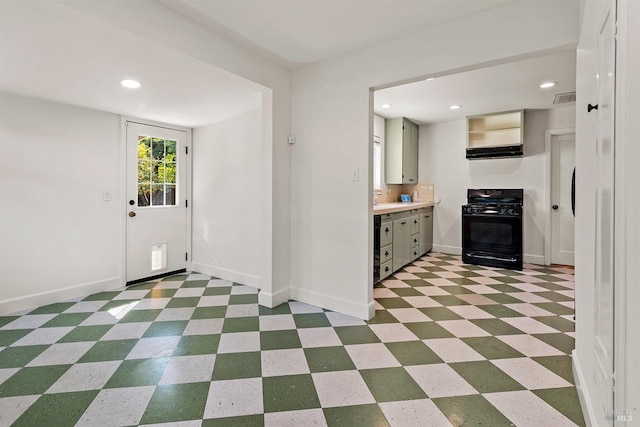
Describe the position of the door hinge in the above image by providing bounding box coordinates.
[185,146,189,155]
[185,252,188,261]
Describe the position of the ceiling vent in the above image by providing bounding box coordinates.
[553,91,576,104]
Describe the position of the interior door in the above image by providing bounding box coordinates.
[593,3,616,423]
[126,122,188,284]
[550,133,576,265]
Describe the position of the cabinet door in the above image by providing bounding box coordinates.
[392,217,411,271]
[402,119,418,183]
[419,209,433,255]
[385,118,403,184]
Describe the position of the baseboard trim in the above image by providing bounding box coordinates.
[191,262,261,288]
[258,286,290,309]
[290,286,371,320]
[572,350,595,427]
[0,276,122,316]
[433,245,461,255]
[524,254,545,265]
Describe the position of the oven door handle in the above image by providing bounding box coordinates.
[466,253,517,263]
[462,213,520,218]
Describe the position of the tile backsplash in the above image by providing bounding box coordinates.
[374,183,434,204]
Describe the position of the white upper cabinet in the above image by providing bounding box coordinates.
[466,110,524,159]
[385,117,419,184]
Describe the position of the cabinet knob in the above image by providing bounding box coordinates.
[414,220,417,224]
[385,251,389,256]
[385,266,389,272]
[385,228,389,232]
[401,221,406,225]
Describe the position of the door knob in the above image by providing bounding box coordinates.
[128,211,136,217]
[552,205,559,210]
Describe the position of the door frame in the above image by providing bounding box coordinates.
[119,116,192,285]
[544,127,575,266]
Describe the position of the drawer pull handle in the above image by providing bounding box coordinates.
[385,228,389,232]
[401,221,406,225]
[385,251,389,256]
[385,266,389,272]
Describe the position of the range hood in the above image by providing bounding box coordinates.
[466,144,523,159]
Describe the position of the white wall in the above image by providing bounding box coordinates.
[290,0,579,319]
[0,93,122,314]
[192,107,263,286]
[419,106,576,263]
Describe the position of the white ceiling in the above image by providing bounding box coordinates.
[0,0,575,128]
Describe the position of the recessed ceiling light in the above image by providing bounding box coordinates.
[449,105,462,110]
[381,103,392,109]
[539,82,556,89]
[121,79,141,89]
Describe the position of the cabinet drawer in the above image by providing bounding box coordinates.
[380,260,393,280]
[411,233,419,249]
[380,221,393,247]
[380,244,393,264]
[410,215,419,235]
[411,246,420,262]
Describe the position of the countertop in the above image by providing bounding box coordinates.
[373,201,434,215]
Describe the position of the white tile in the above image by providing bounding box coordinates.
[424,278,457,287]
[154,281,183,289]
[374,288,400,298]
[434,271,463,279]
[217,331,260,353]
[485,390,577,426]
[207,279,234,287]
[100,322,151,341]
[448,305,495,319]
[345,343,401,369]
[508,283,549,292]
[264,408,327,427]
[197,296,230,307]
[508,292,551,303]
[312,371,375,408]
[401,296,442,308]
[155,308,195,321]
[380,398,452,427]
[455,294,499,306]
[141,421,202,427]
[468,276,503,285]
[559,301,575,309]
[438,320,491,338]
[26,342,94,366]
[186,273,211,281]
[173,288,205,298]
[381,279,411,288]
[297,327,342,348]
[113,290,150,300]
[131,298,170,310]
[1,314,56,330]
[387,308,431,323]
[369,323,419,342]
[475,270,506,277]
[63,301,108,313]
[497,335,564,357]
[406,364,477,398]
[231,285,259,295]
[183,319,224,336]
[0,395,40,426]
[76,386,156,426]
[509,275,547,284]
[204,378,263,418]
[461,285,501,294]
[325,311,366,327]
[424,338,485,363]
[502,317,559,334]
[289,302,324,314]
[0,368,19,386]
[46,361,121,393]
[491,358,572,389]
[415,287,450,297]
[80,311,120,326]
[504,303,555,317]
[159,354,215,384]
[12,327,74,346]
[225,304,259,318]
[125,336,181,359]
[404,266,428,273]
[261,349,310,377]
[393,272,421,280]
[259,314,296,331]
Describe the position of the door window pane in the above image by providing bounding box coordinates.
[137,135,178,207]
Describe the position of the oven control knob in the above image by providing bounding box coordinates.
[508,209,514,215]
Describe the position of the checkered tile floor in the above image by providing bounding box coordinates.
[0,253,584,426]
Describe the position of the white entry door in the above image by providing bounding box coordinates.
[126,122,188,283]
[550,133,575,266]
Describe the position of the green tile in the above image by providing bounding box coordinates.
[494,269,522,277]
[212,352,261,380]
[29,302,76,314]
[402,279,430,287]
[173,334,220,356]
[491,283,522,293]
[534,291,573,302]
[533,302,574,316]
[376,298,413,309]
[118,309,161,323]
[433,394,514,427]
[58,325,112,343]
[202,414,264,427]
[259,303,292,315]
[41,313,92,327]
[534,316,575,332]
[165,297,200,308]
[476,304,523,318]
[0,345,48,368]
[83,291,121,301]
[462,337,525,359]
[192,306,227,319]
[181,279,209,288]
[127,281,157,290]
[470,318,526,335]
[260,330,302,350]
[444,278,482,287]
[0,316,19,328]
[140,382,209,424]
[450,361,525,393]
[304,346,356,372]
[390,287,424,297]
[229,294,258,305]
[532,333,575,354]
[367,310,400,324]
[324,404,389,427]
[0,365,70,397]
[405,322,454,339]
[429,295,469,306]
[486,293,524,304]
[0,329,31,347]
[534,275,567,283]
[104,358,169,388]
[143,320,188,337]
[385,341,443,365]
[361,367,426,402]
[99,300,140,312]
[293,313,331,328]
[263,374,320,412]
[203,287,232,296]
[418,307,463,321]
[162,274,189,281]
[533,388,586,426]
[493,276,524,284]
[414,272,442,279]
[222,317,260,333]
[532,356,575,384]
[456,270,484,278]
[11,390,99,427]
[145,288,178,299]
[335,326,380,345]
[78,339,138,362]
